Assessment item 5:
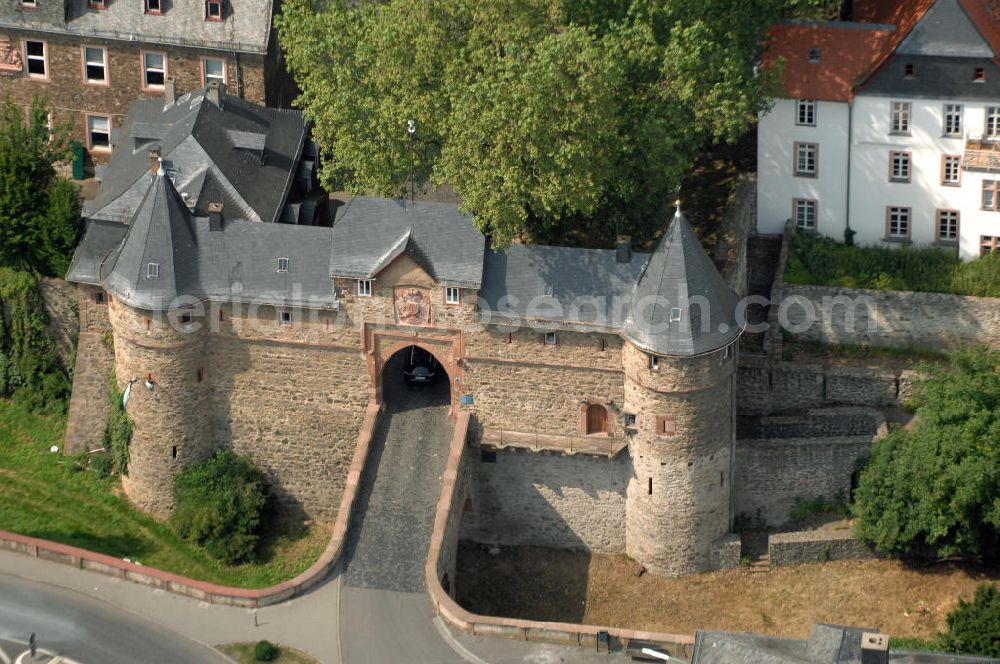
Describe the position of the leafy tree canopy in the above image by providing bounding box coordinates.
[853,347,1000,558]
[0,97,80,276]
[940,584,1000,657]
[277,0,801,246]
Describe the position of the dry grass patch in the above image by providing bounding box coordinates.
[456,542,999,640]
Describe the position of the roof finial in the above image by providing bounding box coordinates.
[156,157,165,177]
[674,198,682,217]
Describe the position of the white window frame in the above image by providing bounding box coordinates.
[942,155,961,186]
[142,51,167,90]
[145,0,162,13]
[669,307,682,323]
[86,114,111,151]
[936,210,959,243]
[23,40,47,79]
[795,99,815,126]
[987,107,1000,138]
[890,101,911,134]
[886,206,911,239]
[543,331,557,346]
[279,310,292,326]
[83,45,107,84]
[206,0,222,20]
[649,355,660,371]
[445,286,461,305]
[889,150,911,182]
[944,104,962,137]
[201,57,226,86]
[794,142,817,177]
[357,279,373,297]
[147,262,160,279]
[277,258,289,273]
[983,180,1000,211]
[794,198,817,231]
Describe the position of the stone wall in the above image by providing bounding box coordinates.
[737,356,910,416]
[735,436,872,527]
[710,533,742,570]
[714,173,757,298]
[464,447,629,553]
[768,530,875,567]
[209,336,368,521]
[780,283,1000,352]
[38,277,79,369]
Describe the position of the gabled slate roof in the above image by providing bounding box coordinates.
[622,207,741,356]
[478,244,648,329]
[329,197,486,289]
[65,219,127,285]
[84,86,307,226]
[0,1,273,54]
[897,0,993,57]
[96,170,337,311]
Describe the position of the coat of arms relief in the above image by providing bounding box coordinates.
[394,287,430,325]
[0,37,23,74]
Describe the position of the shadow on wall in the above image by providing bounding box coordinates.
[454,540,593,624]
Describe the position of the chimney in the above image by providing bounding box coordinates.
[148,148,161,175]
[860,632,888,664]
[615,235,632,263]
[206,80,222,107]
[208,202,224,231]
[164,77,176,106]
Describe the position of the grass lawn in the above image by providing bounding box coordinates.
[456,542,1000,641]
[217,642,320,664]
[0,399,329,588]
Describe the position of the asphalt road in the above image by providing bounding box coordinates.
[0,574,229,664]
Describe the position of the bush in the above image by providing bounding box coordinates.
[89,452,113,479]
[784,231,1000,297]
[254,640,279,662]
[171,450,267,565]
[103,373,132,475]
[853,347,1000,557]
[0,352,23,396]
[939,584,1000,657]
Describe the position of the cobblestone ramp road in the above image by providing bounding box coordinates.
[338,352,467,663]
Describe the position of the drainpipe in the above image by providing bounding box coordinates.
[845,98,854,239]
[233,51,243,99]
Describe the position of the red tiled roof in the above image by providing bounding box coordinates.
[762,22,894,102]
[958,0,1000,60]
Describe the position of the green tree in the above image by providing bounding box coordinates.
[276,0,793,246]
[172,450,268,564]
[940,584,1000,657]
[0,97,79,275]
[853,347,1000,557]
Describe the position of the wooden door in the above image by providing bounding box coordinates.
[586,404,607,435]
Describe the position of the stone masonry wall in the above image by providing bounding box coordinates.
[64,285,113,455]
[464,447,629,553]
[209,336,368,521]
[737,356,911,416]
[781,283,1000,352]
[38,277,79,369]
[735,435,872,527]
[714,173,756,298]
[769,530,875,567]
[0,28,266,161]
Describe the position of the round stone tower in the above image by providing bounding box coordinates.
[101,164,214,517]
[621,205,741,576]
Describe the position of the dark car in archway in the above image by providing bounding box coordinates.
[403,345,439,383]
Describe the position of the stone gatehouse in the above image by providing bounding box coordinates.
[67,144,752,577]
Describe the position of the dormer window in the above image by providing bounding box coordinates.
[145,0,162,14]
[903,63,914,78]
[649,355,660,371]
[669,307,683,323]
[147,262,159,279]
[88,0,107,9]
[808,48,820,64]
[542,284,553,296]
[543,332,557,346]
[277,257,289,273]
[20,0,36,7]
[974,67,986,82]
[206,0,223,20]
[357,279,372,297]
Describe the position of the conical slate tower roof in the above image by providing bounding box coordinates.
[102,164,198,310]
[622,205,742,356]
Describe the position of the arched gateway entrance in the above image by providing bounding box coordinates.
[367,328,463,416]
[379,344,452,413]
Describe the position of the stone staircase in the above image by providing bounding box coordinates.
[63,332,115,455]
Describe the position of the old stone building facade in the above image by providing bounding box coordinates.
[0,0,291,161]
[68,137,747,576]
